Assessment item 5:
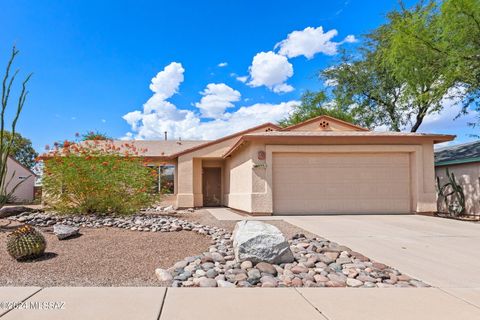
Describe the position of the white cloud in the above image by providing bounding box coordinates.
[123,62,298,141]
[236,75,248,83]
[218,62,228,67]
[124,100,298,141]
[194,101,298,140]
[247,51,294,93]
[148,62,184,100]
[275,26,356,59]
[123,110,145,131]
[271,83,294,93]
[195,83,241,119]
[101,119,106,123]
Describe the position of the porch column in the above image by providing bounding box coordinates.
[175,156,203,208]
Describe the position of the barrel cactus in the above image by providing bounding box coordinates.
[6,225,46,260]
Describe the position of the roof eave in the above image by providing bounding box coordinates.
[169,122,281,159]
[435,157,480,167]
[222,134,456,158]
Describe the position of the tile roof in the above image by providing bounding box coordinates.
[167,122,280,158]
[109,140,209,157]
[435,140,480,166]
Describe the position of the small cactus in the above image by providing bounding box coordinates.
[436,168,466,216]
[6,225,46,261]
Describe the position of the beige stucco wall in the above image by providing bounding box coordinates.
[435,162,480,215]
[175,125,277,208]
[175,124,439,214]
[225,142,437,215]
[6,157,34,202]
[223,143,253,212]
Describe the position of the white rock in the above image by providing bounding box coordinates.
[155,269,173,282]
[233,220,294,264]
[240,261,253,270]
[217,280,235,288]
[199,277,217,287]
[346,278,363,287]
[53,224,79,240]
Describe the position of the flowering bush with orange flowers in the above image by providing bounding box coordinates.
[41,138,158,215]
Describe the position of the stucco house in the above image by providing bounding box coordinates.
[5,156,35,203]
[126,115,453,215]
[435,140,480,216]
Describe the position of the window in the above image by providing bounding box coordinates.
[159,165,175,194]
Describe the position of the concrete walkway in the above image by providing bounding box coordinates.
[1,209,479,319]
[1,287,480,320]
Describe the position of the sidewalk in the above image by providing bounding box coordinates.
[1,287,480,320]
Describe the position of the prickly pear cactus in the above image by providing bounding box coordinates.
[6,225,46,260]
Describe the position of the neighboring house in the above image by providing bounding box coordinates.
[435,140,480,216]
[116,115,453,215]
[5,156,35,203]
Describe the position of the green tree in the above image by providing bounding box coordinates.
[323,3,452,132]
[2,131,38,169]
[386,0,480,127]
[322,47,406,131]
[278,90,361,128]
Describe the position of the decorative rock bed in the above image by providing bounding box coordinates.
[6,211,428,288]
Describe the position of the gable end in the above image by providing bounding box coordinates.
[281,115,369,132]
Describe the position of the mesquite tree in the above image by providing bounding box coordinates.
[0,46,32,209]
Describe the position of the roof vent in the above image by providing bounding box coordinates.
[319,120,330,129]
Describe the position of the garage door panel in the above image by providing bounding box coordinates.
[272,153,410,214]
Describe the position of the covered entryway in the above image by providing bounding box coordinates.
[202,167,222,206]
[272,152,411,214]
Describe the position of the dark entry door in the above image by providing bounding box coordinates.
[203,167,222,206]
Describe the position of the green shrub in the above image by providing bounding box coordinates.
[42,139,158,215]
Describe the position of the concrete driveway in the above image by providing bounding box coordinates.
[283,214,480,289]
[207,208,480,315]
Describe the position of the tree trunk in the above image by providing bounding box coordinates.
[410,107,428,132]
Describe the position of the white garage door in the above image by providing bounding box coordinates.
[272,152,411,214]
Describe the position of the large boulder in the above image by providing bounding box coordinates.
[233,220,294,264]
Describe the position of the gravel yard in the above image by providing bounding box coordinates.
[0,210,318,287]
[172,209,317,239]
[0,223,211,286]
[1,209,426,288]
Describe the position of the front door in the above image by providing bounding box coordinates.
[202,167,222,207]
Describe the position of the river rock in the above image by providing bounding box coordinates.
[155,269,173,282]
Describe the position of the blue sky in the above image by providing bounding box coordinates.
[0,0,476,152]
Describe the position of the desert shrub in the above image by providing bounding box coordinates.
[42,139,158,215]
